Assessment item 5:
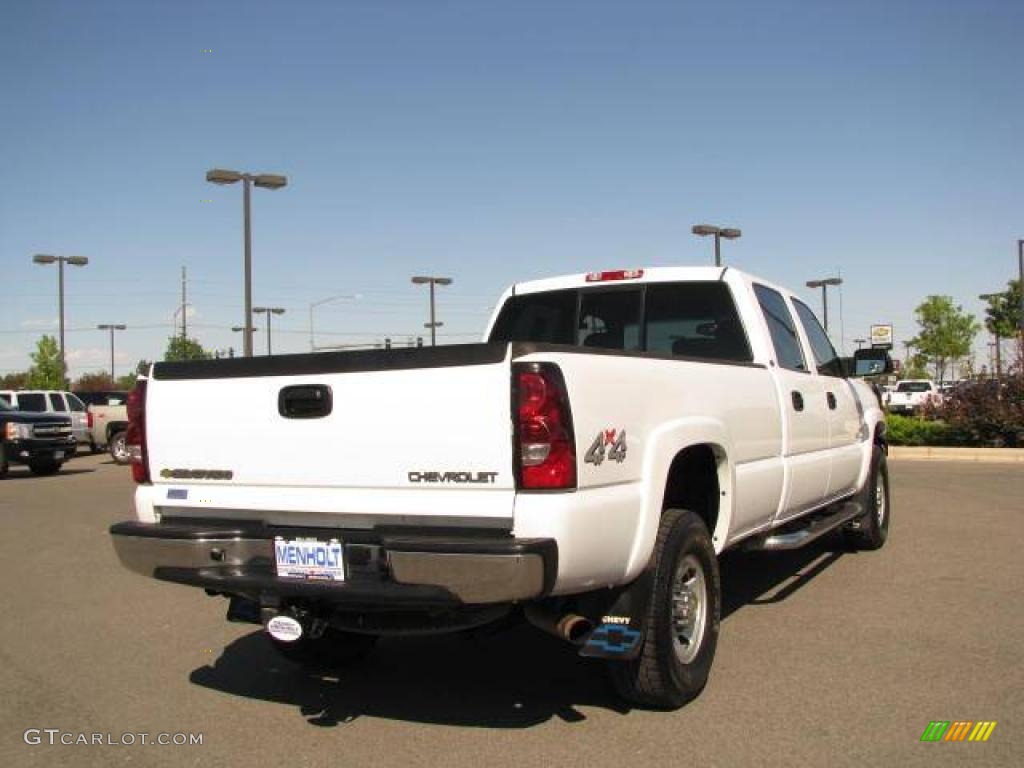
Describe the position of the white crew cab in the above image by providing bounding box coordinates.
[885,379,941,414]
[111,266,891,708]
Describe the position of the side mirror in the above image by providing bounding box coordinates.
[850,348,894,377]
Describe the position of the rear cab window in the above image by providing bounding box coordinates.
[489,280,752,362]
[16,393,47,412]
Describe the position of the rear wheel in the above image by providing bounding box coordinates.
[269,628,377,671]
[109,431,129,464]
[608,508,721,709]
[28,458,61,476]
[845,446,890,550]
[0,456,8,479]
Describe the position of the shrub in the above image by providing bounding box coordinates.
[927,375,1024,447]
[885,413,958,446]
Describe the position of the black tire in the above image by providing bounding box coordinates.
[0,456,8,479]
[28,459,62,476]
[608,508,721,709]
[109,431,129,465]
[845,446,890,550]
[89,441,100,455]
[269,628,377,671]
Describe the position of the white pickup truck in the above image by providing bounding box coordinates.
[885,379,941,414]
[111,266,891,708]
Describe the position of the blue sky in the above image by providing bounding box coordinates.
[1,0,1021,379]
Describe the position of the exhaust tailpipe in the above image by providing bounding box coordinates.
[525,605,594,645]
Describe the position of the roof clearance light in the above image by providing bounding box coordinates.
[585,269,644,283]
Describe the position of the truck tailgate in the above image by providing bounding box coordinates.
[144,345,515,525]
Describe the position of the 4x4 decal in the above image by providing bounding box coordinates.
[584,429,627,466]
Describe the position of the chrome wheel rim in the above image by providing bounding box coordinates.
[875,473,887,528]
[112,435,129,463]
[671,554,708,664]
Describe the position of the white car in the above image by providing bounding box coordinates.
[110,265,890,708]
[0,390,90,448]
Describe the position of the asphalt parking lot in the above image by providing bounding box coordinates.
[0,454,1020,767]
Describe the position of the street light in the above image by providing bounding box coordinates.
[806,277,843,334]
[32,253,89,385]
[309,294,360,351]
[853,338,867,350]
[206,168,288,358]
[979,292,1004,379]
[692,224,742,267]
[97,324,126,381]
[253,307,285,355]
[411,276,453,346]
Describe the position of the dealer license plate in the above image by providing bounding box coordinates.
[274,537,345,582]
[54,451,64,460]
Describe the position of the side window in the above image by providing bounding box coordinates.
[67,394,86,412]
[49,393,68,412]
[487,290,576,345]
[792,300,842,377]
[577,290,642,350]
[753,284,807,372]
[0,393,10,405]
[645,283,752,362]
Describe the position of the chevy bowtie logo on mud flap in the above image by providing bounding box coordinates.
[407,471,498,484]
[159,468,234,480]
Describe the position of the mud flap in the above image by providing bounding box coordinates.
[576,568,653,661]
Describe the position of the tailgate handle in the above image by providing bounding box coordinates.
[279,385,332,419]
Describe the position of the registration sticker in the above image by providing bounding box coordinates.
[274,537,345,582]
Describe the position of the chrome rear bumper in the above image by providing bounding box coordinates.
[110,520,555,606]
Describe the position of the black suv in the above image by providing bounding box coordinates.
[0,399,77,477]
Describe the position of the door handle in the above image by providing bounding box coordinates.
[279,385,333,419]
[826,392,837,410]
[791,391,804,411]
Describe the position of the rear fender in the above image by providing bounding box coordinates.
[625,418,732,581]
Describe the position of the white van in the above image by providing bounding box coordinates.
[0,390,90,447]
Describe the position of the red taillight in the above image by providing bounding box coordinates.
[125,380,149,483]
[585,269,644,282]
[87,412,93,429]
[515,364,576,490]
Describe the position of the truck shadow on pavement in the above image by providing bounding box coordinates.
[190,536,849,728]
[0,467,95,480]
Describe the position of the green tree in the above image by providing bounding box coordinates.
[903,352,930,380]
[27,335,65,389]
[982,279,1022,374]
[134,359,152,376]
[163,336,211,362]
[74,371,115,391]
[909,296,980,383]
[982,278,1022,339]
[0,371,30,390]
[115,374,139,389]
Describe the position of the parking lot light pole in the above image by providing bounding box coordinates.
[411,276,452,346]
[32,253,89,386]
[692,225,742,267]
[206,169,288,358]
[97,324,126,381]
[806,277,843,334]
[854,338,867,350]
[253,307,285,355]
